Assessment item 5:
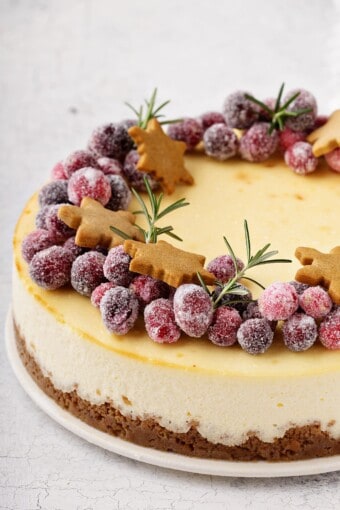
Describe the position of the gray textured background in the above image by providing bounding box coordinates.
[1,0,340,508]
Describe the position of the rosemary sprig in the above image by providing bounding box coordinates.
[204,220,292,308]
[110,176,189,243]
[245,83,312,134]
[125,88,182,130]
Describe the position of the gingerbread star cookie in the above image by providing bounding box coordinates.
[128,118,194,194]
[58,197,144,249]
[295,246,340,305]
[307,110,340,157]
[123,239,215,288]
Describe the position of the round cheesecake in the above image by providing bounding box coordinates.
[12,153,340,461]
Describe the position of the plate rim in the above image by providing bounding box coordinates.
[5,307,340,478]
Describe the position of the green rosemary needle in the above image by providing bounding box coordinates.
[125,88,182,130]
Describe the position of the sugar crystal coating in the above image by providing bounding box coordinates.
[130,274,170,308]
[91,282,116,308]
[45,204,75,241]
[203,124,239,160]
[35,205,51,230]
[67,167,111,206]
[22,229,56,263]
[29,246,74,290]
[105,174,131,211]
[71,251,106,296]
[223,91,259,129]
[258,282,299,321]
[96,157,124,176]
[88,122,134,161]
[299,285,333,319]
[207,254,244,283]
[239,122,278,162]
[319,309,340,350]
[103,245,133,286]
[63,236,86,258]
[199,111,226,131]
[144,298,181,343]
[207,306,242,346]
[123,150,159,191]
[282,313,317,352]
[237,318,274,355]
[100,286,139,335]
[63,150,98,178]
[325,148,340,173]
[39,180,69,207]
[279,127,306,152]
[284,88,317,132]
[167,118,203,150]
[173,284,213,337]
[51,161,67,180]
[284,142,318,175]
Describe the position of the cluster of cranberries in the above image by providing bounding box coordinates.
[167,89,340,175]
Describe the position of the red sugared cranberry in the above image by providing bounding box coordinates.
[67,167,111,206]
[100,286,139,335]
[284,141,318,175]
[325,148,340,173]
[299,286,333,319]
[130,274,169,308]
[144,298,181,343]
[71,251,106,296]
[223,91,259,129]
[203,124,239,160]
[173,284,213,337]
[96,157,124,176]
[207,254,244,283]
[199,111,226,131]
[105,175,131,211]
[207,306,242,346]
[167,118,203,150]
[258,282,299,321]
[103,245,133,286]
[239,122,278,162]
[63,236,85,258]
[51,161,67,180]
[63,150,97,178]
[279,127,306,152]
[29,246,74,290]
[91,282,116,308]
[319,309,340,350]
[237,318,274,355]
[22,229,56,263]
[284,88,317,132]
[282,313,317,352]
[39,180,69,207]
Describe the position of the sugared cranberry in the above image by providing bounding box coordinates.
[100,286,139,335]
[207,254,244,283]
[71,251,106,296]
[88,122,134,161]
[63,236,85,258]
[319,309,340,350]
[258,97,276,121]
[279,127,306,152]
[325,148,340,173]
[51,161,67,180]
[39,180,69,207]
[96,157,124,176]
[284,141,318,175]
[144,298,181,343]
[299,286,333,319]
[167,118,203,150]
[203,124,239,160]
[173,284,213,337]
[123,150,159,191]
[242,301,277,331]
[22,229,56,263]
[29,246,73,290]
[105,175,131,211]
[103,245,133,286]
[35,205,51,230]
[67,167,111,206]
[223,91,259,129]
[130,274,169,308]
[91,282,116,308]
[63,150,97,178]
[45,204,75,241]
[289,281,310,295]
[207,306,242,346]
[237,318,274,355]
[199,111,226,131]
[282,313,317,352]
[284,88,317,132]
[239,122,278,162]
[258,282,299,321]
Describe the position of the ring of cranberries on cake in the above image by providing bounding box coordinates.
[12,154,340,461]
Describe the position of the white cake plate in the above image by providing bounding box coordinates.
[5,309,340,478]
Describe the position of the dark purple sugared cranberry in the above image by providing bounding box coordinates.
[63,150,98,178]
[237,318,274,355]
[88,122,134,161]
[144,298,181,343]
[100,286,139,335]
[203,124,239,160]
[45,204,75,241]
[207,254,244,283]
[284,141,318,175]
[242,301,277,332]
[173,284,213,337]
[282,313,317,352]
[29,246,74,290]
[223,91,259,129]
[39,180,69,207]
[22,229,56,263]
[167,118,203,150]
[199,111,226,131]
[284,88,317,132]
[289,281,310,295]
[130,274,169,308]
[67,167,111,206]
[71,251,106,296]
[207,306,242,346]
[63,236,86,258]
[91,282,116,308]
[239,122,278,162]
[103,245,134,286]
[35,205,51,230]
[123,150,159,191]
[105,175,131,211]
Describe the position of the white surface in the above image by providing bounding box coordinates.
[7,307,340,479]
[1,0,340,508]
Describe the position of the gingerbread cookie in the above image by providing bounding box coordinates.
[307,110,340,157]
[295,246,340,305]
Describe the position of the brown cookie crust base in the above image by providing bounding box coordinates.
[14,320,340,462]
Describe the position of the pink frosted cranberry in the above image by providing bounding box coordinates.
[299,286,333,319]
[105,175,131,211]
[237,318,274,354]
[284,141,318,175]
[71,251,106,296]
[103,245,133,286]
[63,236,85,258]
[45,204,75,241]
[91,282,116,308]
[173,284,213,337]
[130,274,169,308]
[100,286,139,335]
[258,282,299,321]
[207,254,244,283]
[29,246,73,290]
[207,306,242,346]
[63,150,97,178]
[284,88,317,132]
[22,229,56,263]
[96,157,124,176]
[223,91,259,129]
[51,161,67,180]
[167,118,203,150]
[199,111,226,131]
[279,127,306,152]
[239,122,278,162]
[325,148,340,173]
[39,180,69,207]
[203,124,239,160]
[67,167,111,206]
[123,150,159,191]
[319,309,340,350]
[144,298,181,343]
[282,313,317,352]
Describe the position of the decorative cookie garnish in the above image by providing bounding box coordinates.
[307,110,340,157]
[295,246,340,305]
[128,118,193,194]
[58,197,144,249]
[123,239,215,288]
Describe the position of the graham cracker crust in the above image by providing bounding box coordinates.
[14,319,340,461]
